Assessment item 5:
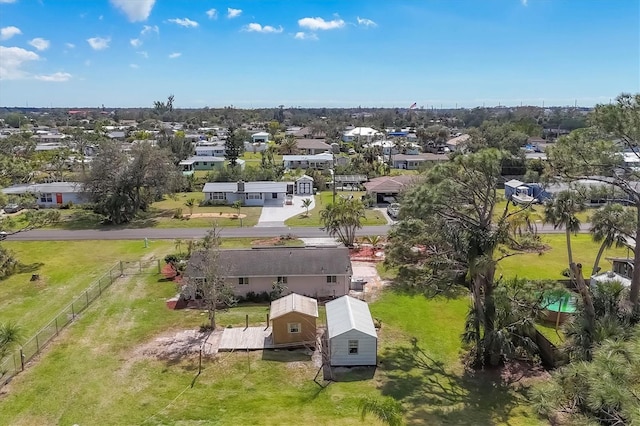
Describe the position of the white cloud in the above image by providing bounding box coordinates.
[0,0,18,3]
[137,50,148,58]
[521,0,528,5]
[298,17,345,31]
[0,46,39,80]
[35,72,72,82]
[87,36,110,50]
[206,8,217,19]
[294,31,318,40]
[168,18,198,28]
[356,17,377,27]
[130,63,139,69]
[141,24,158,35]
[130,38,142,47]
[0,26,21,40]
[110,0,155,22]
[29,37,50,51]
[168,52,181,59]
[227,8,242,19]
[65,42,75,49]
[244,23,283,34]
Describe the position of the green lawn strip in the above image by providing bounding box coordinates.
[497,233,631,280]
[285,191,387,227]
[535,323,565,346]
[0,240,172,339]
[494,189,594,223]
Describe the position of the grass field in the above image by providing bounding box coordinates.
[497,233,631,280]
[285,191,387,227]
[494,189,594,224]
[0,240,172,339]
[0,272,543,425]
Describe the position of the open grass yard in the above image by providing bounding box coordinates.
[0,240,172,339]
[494,189,594,224]
[285,191,387,227]
[0,267,544,425]
[498,233,631,280]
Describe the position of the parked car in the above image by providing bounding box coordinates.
[3,203,21,214]
[387,203,401,219]
[0,231,7,240]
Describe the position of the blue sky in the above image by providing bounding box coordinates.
[0,0,638,108]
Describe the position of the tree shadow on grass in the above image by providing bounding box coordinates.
[16,262,44,274]
[378,339,530,425]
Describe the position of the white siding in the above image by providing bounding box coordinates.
[329,329,377,366]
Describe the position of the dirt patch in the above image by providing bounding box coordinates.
[350,260,390,302]
[183,213,246,219]
[350,245,385,261]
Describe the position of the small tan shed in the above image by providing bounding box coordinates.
[270,293,318,346]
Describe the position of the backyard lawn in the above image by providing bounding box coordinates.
[0,270,543,425]
[494,189,594,223]
[285,191,387,227]
[497,233,632,280]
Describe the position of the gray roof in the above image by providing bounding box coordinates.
[296,139,331,150]
[2,182,84,195]
[185,247,352,278]
[326,296,377,339]
[391,153,445,162]
[186,155,225,162]
[270,293,318,320]
[203,181,289,193]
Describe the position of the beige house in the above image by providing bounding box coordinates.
[270,293,318,346]
[185,247,353,299]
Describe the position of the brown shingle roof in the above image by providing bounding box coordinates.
[296,139,331,150]
[363,175,419,193]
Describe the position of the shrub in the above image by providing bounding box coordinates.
[173,207,183,219]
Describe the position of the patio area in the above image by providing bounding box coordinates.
[218,326,274,351]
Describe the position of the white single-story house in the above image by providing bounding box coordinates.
[283,153,333,170]
[184,247,353,299]
[391,153,445,170]
[2,182,88,207]
[295,175,314,195]
[195,142,226,157]
[296,139,332,155]
[203,180,289,206]
[251,132,270,144]
[445,134,470,152]
[325,295,377,366]
[342,127,382,143]
[363,175,418,203]
[180,156,226,174]
[245,141,268,153]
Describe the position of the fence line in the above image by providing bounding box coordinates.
[0,259,161,386]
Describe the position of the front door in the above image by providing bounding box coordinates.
[56,193,63,204]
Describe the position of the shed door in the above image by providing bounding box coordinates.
[56,193,63,204]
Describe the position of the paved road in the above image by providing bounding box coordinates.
[4,223,576,241]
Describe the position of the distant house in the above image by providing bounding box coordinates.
[363,175,418,203]
[342,127,381,143]
[203,180,290,206]
[445,134,470,152]
[251,132,270,144]
[2,182,88,207]
[244,141,267,153]
[283,153,333,170]
[195,142,226,157]
[179,156,226,175]
[391,153,445,170]
[325,295,377,366]
[296,139,331,155]
[270,293,318,347]
[184,247,353,298]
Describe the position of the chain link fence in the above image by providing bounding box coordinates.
[1,259,161,386]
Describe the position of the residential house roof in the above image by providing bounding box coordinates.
[343,127,381,137]
[270,293,318,320]
[283,153,333,162]
[185,155,225,163]
[185,247,353,279]
[363,175,418,193]
[326,296,377,339]
[2,182,85,195]
[446,134,470,146]
[202,181,289,193]
[391,153,445,162]
[296,139,331,151]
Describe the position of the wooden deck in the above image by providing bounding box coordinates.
[218,326,274,351]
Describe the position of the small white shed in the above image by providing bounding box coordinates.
[295,175,314,195]
[325,296,377,366]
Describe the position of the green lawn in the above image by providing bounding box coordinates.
[498,233,631,280]
[285,191,387,227]
[0,240,172,339]
[494,189,594,223]
[0,270,543,425]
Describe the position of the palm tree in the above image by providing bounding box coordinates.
[301,198,312,216]
[543,190,585,267]
[590,204,636,275]
[358,396,404,426]
[184,198,197,216]
[174,238,184,254]
[0,322,22,361]
[278,135,298,155]
[320,198,365,247]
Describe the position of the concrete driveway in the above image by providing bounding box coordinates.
[256,195,316,227]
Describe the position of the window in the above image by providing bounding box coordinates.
[272,192,278,198]
[326,275,337,284]
[348,340,359,354]
[276,276,288,284]
[40,193,53,203]
[210,192,225,200]
[288,323,301,333]
[238,277,249,285]
[247,193,262,200]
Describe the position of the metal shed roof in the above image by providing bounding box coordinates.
[270,293,318,320]
[325,296,376,339]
